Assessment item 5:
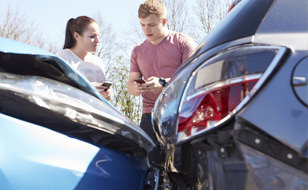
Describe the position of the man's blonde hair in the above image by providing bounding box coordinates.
[138,0,167,19]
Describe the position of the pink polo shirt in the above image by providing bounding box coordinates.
[130,31,197,113]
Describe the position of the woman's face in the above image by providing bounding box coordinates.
[75,22,100,52]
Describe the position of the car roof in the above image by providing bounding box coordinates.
[191,0,308,59]
[257,0,308,34]
[0,37,53,56]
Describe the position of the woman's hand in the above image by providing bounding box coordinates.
[92,82,111,100]
[98,88,111,100]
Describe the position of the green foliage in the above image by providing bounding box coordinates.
[107,56,142,124]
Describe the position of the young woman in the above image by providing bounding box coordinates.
[57,16,111,100]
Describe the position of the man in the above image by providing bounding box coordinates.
[127,0,197,166]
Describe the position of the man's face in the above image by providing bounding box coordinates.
[75,22,100,52]
[140,14,166,45]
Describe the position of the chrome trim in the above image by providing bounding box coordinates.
[186,74,262,101]
[176,45,287,144]
[292,76,308,87]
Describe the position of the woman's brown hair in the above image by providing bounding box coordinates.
[63,16,96,49]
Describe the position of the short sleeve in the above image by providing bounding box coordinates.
[180,34,198,64]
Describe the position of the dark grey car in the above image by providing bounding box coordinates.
[152,0,308,189]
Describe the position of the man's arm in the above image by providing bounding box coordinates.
[127,72,143,96]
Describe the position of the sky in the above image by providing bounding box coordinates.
[1,0,148,47]
[0,0,205,51]
[0,0,233,50]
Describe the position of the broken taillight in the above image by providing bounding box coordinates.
[178,78,259,136]
[176,46,286,143]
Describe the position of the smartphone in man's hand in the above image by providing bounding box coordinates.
[135,78,146,84]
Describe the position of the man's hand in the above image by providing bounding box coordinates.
[128,72,169,96]
[128,76,161,95]
[128,72,143,96]
[143,76,164,93]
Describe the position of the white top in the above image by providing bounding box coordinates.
[57,49,106,83]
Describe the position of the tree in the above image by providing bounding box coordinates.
[0,6,58,53]
[126,18,146,48]
[192,0,232,42]
[0,1,234,124]
[107,56,142,124]
[0,7,142,123]
[93,13,142,124]
[163,0,190,33]
[93,13,123,74]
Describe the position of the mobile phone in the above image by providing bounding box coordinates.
[101,82,112,91]
[135,78,146,84]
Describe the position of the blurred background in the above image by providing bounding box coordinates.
[0,0,232,123]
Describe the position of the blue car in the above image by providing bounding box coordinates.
[0,37,156,190]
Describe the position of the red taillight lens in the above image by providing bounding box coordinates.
[178,78,259,136]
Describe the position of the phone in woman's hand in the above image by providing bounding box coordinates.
[101,82,112,91]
